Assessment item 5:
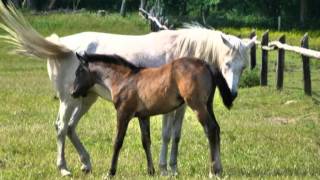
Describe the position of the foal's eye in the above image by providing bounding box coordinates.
[225,62,231,68]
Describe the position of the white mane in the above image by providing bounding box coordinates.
[173,26,249,67]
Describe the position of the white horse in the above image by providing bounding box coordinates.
[0,3,256,177]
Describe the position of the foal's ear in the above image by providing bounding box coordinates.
[76,52,87,65]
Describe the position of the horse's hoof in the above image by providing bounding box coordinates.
[171,170,178,177]
[81,164,92,173]
[160,170,168,176]
[159,164,168,176]
[148,167,155,176]
[60,169,72,176]
[170,165,179,176]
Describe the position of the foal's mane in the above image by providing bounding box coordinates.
[85,54,142,72]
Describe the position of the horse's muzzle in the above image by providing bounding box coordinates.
[231,91,238,101]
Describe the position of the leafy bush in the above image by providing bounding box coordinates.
[239,68,260,88]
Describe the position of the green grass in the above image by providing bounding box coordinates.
[0,12,320,179]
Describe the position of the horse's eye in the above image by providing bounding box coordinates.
[226,62,231,68]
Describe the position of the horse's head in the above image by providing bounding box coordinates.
[71,53,95,98]
[219,33,256,98]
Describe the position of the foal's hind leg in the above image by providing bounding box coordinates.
[169,104,186,176]
[138,117,155,175]
[67,94,97,173]
[190,104,222,177]
[159,112,174,176]
[55,100,78,176]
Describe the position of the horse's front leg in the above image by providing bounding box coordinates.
[67,94,97,173]
[159,112,174,176]
[169,104,186,176]
[55,100,77,176]
[138,117,155,175]
[107,110,132,177]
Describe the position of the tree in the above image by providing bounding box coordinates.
[120,0,126,17]
[300,0,307,25]
[22,0,36,10]
[9,0,21,8]
[140,0,147,9]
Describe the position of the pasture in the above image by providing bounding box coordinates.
[0,12,320,179]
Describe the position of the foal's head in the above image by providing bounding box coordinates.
[71,53,95,98]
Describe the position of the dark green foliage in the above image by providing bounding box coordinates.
[5,0,320,29]
[239,68,260,88]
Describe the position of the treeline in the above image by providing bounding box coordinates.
[2,0,319,29]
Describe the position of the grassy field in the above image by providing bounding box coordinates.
[0,12,320,179]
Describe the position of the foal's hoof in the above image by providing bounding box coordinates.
[103,172,115,180]
[60,169,72,177]
[104,169,116,179]
[81,164,92,174]
[209,171,222,179]
[148,167,155,176]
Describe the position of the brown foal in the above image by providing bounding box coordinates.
[71,53,234,177]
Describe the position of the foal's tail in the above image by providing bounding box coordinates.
[206,65,234,109]
[0,2,72,59]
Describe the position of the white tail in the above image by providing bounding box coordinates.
[0,2,72,59]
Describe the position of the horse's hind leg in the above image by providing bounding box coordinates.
[159,112,174,176]
[67,94,97,173]
[169,104,186,176]
[55,100,77,176]
[138,117,155,175]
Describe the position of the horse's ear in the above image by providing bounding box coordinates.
[76,52,87,65]
[221,33,234,48]
[245,36,257,49]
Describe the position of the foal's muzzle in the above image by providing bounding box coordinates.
[70,86,85,98]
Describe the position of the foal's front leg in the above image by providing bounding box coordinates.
[107,111,132,177]
[138,117,155,175]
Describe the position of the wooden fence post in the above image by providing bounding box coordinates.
[260,31,269,86]
[250,31,256,69]
[301,33,312,95]
[276,35,285,90]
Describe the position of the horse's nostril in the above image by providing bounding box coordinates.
[232,92,238,100]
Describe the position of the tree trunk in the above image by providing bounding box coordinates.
[22,0,36,10]
[300,0,307,25]
[120,0,126,17]
[47,0,56,10]
[180,0,187,16]
[201,4,210,25]
[9,0,21,8]
[140,0,147,9]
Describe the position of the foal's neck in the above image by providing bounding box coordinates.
[89,61,135,88]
